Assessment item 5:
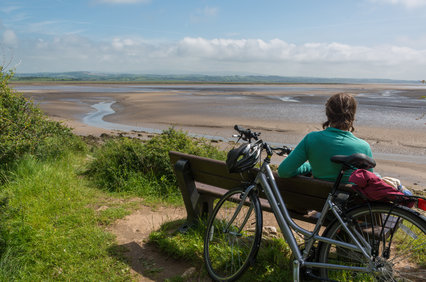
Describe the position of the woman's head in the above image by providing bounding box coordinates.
[322,93,357,132]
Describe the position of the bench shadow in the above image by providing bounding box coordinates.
[108,219,205,281]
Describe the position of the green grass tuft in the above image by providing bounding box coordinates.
[149,219,294,281]
[0,154,132,281]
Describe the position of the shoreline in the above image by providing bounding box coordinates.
[16,83,426,191]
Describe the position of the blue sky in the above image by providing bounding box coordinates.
[1,0,426,79]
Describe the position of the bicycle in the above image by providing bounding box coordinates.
[203,125,426,281]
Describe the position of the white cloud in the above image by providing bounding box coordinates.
[12,35,426,80]
[0,6,21,14]
[2,30,18,46]
[111,38,138,50]
[370,0,426,8]
[191,6,219,23]
[176,37,426,66]
[203,6,218,17]
[28,21,61,34]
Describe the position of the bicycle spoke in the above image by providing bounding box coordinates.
[204,187,262,281]
[318,203,426,281]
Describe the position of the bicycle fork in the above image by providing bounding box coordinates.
[223,185,257,235]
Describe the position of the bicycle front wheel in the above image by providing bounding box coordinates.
[203,186,262,281]
[318,203,426,281]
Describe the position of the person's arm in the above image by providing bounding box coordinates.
[278,136,312,178]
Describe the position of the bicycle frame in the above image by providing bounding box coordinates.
[253,158,376,276]
[205,126,426,281]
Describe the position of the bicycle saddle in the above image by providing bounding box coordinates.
[330,153,376,170]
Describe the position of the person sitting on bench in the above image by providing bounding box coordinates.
[278,93,373,183]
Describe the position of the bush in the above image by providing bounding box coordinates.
[85,128,226,199]
[0,68,85,174]
[84,137,149,193]
[140,128,226,182]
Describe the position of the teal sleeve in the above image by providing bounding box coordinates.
[278,136,312,178]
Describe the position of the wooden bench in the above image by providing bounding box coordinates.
[169,151,354,230]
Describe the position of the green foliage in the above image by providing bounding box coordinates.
[252,238,292,280]
[96,206,131,226]
[85,128,226,199]
[0,68,85,174]
[85,137,149,192]
[149,219,293,281]
[149,219,205,262]
[0,154,131,281]
[140,128,226,182]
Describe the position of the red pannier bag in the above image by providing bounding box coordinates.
[349,169,414,208]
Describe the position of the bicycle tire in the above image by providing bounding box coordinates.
[318,203,426,281]
[203,186,262,281]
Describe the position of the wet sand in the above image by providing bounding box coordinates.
[14,82,426,191]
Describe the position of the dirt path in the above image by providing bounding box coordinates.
[108,205,207,281]
[107,202,320,281]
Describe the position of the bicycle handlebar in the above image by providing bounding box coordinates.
[233,125,260,142]
[233,125,292,156]
[270,145,292,156]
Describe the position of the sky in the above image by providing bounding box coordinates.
[1,0,426,80]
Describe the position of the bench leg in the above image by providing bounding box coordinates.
[178,195,215,232]
[174,159,220,232]
[199,194,214,219]
[174,159,201,229]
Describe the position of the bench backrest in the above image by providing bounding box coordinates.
[169,151,354,215]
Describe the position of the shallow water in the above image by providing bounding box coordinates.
[17,84,426,129]
[78,100,426,164]
[81,101,162,133]
[17,83,426,136]
[82,101,228,140]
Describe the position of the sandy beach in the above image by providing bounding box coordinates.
[14,82,426,192]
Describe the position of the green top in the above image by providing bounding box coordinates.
[277,127,373,183]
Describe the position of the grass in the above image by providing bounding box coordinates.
[149,219,294,281]
[0,153,134,281]
[1,129,424,280]
[0,122,228,281]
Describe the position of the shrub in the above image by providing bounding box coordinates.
[85,128,226,198]
[84,137,148,193]
[0,68,85,174]
[139,128,226,182]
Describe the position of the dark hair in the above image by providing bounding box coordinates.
[322,93,357,132]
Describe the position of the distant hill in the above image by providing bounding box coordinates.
[11,71,418,84]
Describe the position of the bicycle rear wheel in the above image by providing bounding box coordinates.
[318,203,426,281]
[203,186,262,281]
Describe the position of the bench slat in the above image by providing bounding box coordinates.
[169,151,354,226]
[195,182,320,224]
